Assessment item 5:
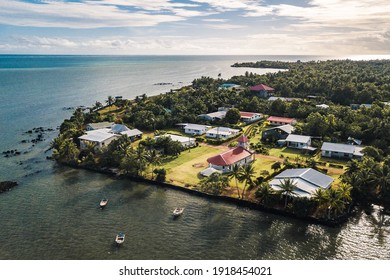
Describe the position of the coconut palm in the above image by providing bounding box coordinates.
[278,178,297,208]
[135,146,148,176]
[58,138,79,163]
[228,164,242,199]
[106,95,115,106]
[240,164,255,200]
[324,188,345,219]
[146,149,161,180]
[256,183,274,205]
[93,101,103,110]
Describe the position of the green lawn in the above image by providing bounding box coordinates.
[161,145,225,186]
[269,147,312,159]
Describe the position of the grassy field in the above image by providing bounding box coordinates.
[161,144,226,187]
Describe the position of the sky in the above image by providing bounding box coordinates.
[0,0,389,55]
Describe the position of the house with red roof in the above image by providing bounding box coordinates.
[240,111,263,123]
[267,116,297,126]
[250,84,274,98]
[205,135,254,173]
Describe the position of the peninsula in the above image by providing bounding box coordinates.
[52,59,390,225]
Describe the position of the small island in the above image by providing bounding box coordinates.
[52,59,390,226]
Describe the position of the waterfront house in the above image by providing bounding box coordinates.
[79,129,119,150]
[269,168,334,198]
[262,124,295,142]
[284,134,315,151]
[184,124,211,136]
[86,122,114,131]
[120,128,143,141]
[155,134,195,147]
[206,136,254,173]
[240,111,263,123]
[206,127,240,139]
[250,84,274,98]
[267,116,297,126]
[321,142,364,159]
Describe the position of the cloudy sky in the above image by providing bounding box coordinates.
[0,0,389,55]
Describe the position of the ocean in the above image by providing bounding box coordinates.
[0,55,389,259]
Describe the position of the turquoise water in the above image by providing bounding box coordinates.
[0,55,389,259]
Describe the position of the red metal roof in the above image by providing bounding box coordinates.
[250,84,274,91]
[207,147,252,166]
[240,111,258,118]
[237,134,248,143]
[267,116,296,124]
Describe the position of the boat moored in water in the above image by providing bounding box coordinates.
[115,232,125,245]
[100,198,108,208]
[173,207,184,217]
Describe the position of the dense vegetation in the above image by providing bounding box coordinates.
[52,59,390,219]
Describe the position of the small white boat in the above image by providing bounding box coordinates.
[173,207,184,217]
[100,198,108,208]
[115,232,125,245]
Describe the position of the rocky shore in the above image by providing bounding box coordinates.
[0,181,18,194]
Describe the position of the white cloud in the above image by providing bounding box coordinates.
[0,0,210,28]
[205,23,246,30]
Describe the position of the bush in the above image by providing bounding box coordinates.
[195,137,204,142]
[153,168,166,182]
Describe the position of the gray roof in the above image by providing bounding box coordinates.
[277,124,294,134]
[79,129,118,143]
[286,134,311,143]
[184,124,210,130]
[87,122,114,130]
[110,124,130,134]
[200,167,222,177]
[120,129,143,138]
[321,142,355,154]
[275,168,334,189]
[199,111,227,119]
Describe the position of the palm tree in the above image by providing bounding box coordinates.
[278,178,297,208]
[135,146,147,176]
[228,164,242,199]
[146,149,161,180]
[58,138,79,163]
[106,95,114,106]
[324,188,345,219]
[240,164,255,200]
[256,183,274,206]
[93,101,103,110]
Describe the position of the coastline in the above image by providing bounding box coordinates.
[60,161,352,227]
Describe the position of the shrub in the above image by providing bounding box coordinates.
[153,168,166,182]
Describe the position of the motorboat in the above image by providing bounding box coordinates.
[115,232,125,245]
[173,207,184,217]
[100,198,108,208]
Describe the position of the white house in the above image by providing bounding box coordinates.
[86,122,114,131]
[316,104,330,109]
[155,134,195,147]
[205,136,254,173]
[206,127,240,139]
[269,168,334,198]
[285,134,313,150]
[79,129,119,150]
[240,111,263,123]
[321,142,364,159]
[120,129,143,141]
[184,124,210,135]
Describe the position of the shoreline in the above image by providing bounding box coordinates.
[60,161,351,227]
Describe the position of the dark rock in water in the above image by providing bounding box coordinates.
[0,181,18,193]
[21,140,29,143]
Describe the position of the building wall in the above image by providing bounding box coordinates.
[287,139,311,149]
[209,156,253,173]
[322,150,353,159]
[185,128,206,135]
